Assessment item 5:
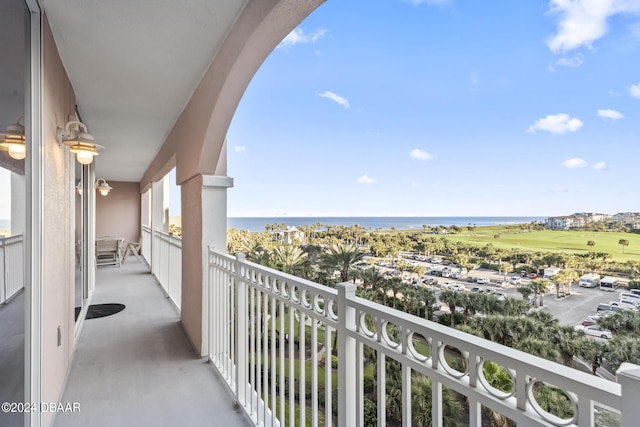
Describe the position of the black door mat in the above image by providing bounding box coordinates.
[86,303,126,319]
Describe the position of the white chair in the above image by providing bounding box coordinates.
[122,237,143,264]
[96,237,123,267]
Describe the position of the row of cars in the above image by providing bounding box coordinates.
[575,289,640,340]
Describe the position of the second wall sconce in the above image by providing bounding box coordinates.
[57,120,103,165]
[76,179,113,196]
[0,115,26,160]
[95,179,113,196]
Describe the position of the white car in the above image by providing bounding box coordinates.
[494,292,507,301]
[509,277,521,285]
[575,325,612,339]
[450,284,466,292]
[477,278,489,285]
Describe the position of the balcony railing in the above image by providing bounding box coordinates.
[207,249,640,427]
[142,225,182,311]
[0,233,24,304]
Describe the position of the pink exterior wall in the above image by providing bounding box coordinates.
[96,181,141,243]
[180,175,203,352]
[41,15,76,427]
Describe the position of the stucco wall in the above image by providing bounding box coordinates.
[180,175,203,353]
[96,181,141,243]
[42,15,76,427]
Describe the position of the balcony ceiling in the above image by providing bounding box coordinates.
[43,0,250,182]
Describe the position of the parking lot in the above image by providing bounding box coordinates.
[375,256,630,327]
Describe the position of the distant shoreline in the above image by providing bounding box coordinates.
[227,216,546,233]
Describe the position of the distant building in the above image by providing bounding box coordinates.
[272,226,305,244]
[545,212,610,230]
[612,212,640,224]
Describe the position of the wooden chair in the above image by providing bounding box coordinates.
[96,237,123,267]
[122,237,143,264]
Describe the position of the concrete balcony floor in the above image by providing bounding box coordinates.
[54,261,251,427]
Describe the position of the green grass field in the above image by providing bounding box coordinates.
[443,226,640,263]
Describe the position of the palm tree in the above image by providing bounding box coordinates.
[529,278,550,307]
[269,245,313,279]
[517,285,532,301]
[604,335,640,370]
[319,243,365,282]
[547,325,584,366]
[411,376,462,427]
[358,267,385,291]
[514,337,559,361]
[439,290,464,327]
[552,269,579,297]
[619,239,630,253]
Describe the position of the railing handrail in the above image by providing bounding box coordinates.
[0,232,24,245]
[207,247,632,426]
[153,229,182,247]
[348,294,621,407]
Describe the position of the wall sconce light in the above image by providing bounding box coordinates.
[57,120,103,165]
[0,115,26,160]
[95,179,113,196]
[76,182,83,195]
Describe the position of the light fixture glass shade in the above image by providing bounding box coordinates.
[7,143,26,160]
[0,116,26,160]
[95,179,112,196]
[75,150,96,165]
[58,120,103,165]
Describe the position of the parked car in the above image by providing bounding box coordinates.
[608,300,638,310]
[528,273,538,279]
[470,286,482,293]
[450,284,466,292]
[509,277,522,285]
[494,291,507,301]
[581,319,597,326]
[575,325,612,339]
[467,277,478,283]
[477,278,489,285]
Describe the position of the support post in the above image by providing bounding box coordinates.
[617,363,640,427]
[337,282,357,426]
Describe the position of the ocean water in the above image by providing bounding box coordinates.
[228,216,546,233]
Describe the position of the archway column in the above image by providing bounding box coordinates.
[181,174,233,356]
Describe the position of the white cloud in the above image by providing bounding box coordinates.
[593,161,607,170]
[563,158,588,168]
[548,53,584,71]
[277,28,327,49]
[357,175,375,185]
[234,145,247,153]
[409,148,435,160]
[546,0,640,53]
[526,113,584,134]
[630,82,640,98]
[597,109,624,119]
[318,91,351,109]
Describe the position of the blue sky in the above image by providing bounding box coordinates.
[226,0,640,217]
[2,1,639,220]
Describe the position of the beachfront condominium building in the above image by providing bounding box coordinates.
[1,2,640,427]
